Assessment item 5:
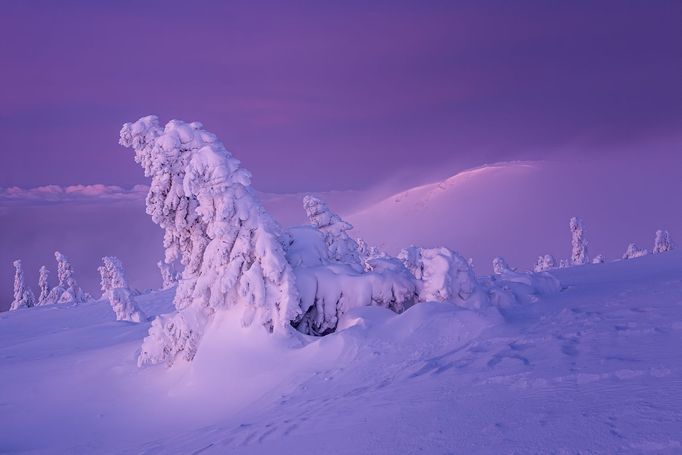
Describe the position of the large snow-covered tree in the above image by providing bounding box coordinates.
[47,251,89,304]
[120,116,301,367]
[37,265,51,305]
[157,260,179,289]
[99,256,146,322]
[303,195,361,268]
[569,217,589,265]
[10,260,35,311]
[399,246,487,309]
[653,229,674,254]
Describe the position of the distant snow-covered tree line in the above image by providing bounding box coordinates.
[9,252,89,310]
[530,218,674,271]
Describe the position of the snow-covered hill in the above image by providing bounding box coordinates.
[346,160,682,273]
[1,252,681,454]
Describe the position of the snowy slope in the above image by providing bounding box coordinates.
[346,161,682,274]
[1,252,682,453]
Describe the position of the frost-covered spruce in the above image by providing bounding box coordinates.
[492,257,513,275]
[559,259,570,268]
[569,217,589,265]
[47,251,90,304]
[120,116,301,367]
[303,195,361,269]
[533,254,556,272]
[653,230,674,254]
[399,246,487,309]
[623,243,648,260]
[10,260,35,311]
[99,256,146,323]
[592,254,606,264]
[157,260,179,289]
[37,266,51,305]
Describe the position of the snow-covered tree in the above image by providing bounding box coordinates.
[533,254,556,272]
[120,116,301,367]
[399,246,487,309]
[622,243,648,259]
[47,251,90,304]
[303,195,361,269]
[653,229,674,254]
[10,260,35,311]
[37,266,50,305]
[559,259,570,268]
[286,226,416,336]
[157,260,179,289]
[592,254,606,264]
[492,257,513,275]
[569,217,589,265]
[99,256,146,322]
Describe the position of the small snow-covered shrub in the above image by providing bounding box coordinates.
[623,243,648,259]
[10,260,35,311]
[399,246,488,310]
[570,217,589,265]
[653,230,673,254]
[356,237,386,270]
[99,256,146,323]
[46,251,89,305]
[592,254,606,264]
[121,116,301,367]
[303,195,362,269]
[492,257,513,275]
[533,254,556,272]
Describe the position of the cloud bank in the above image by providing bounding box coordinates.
[0,184,149,205]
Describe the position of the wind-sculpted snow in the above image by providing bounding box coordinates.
[120,116,301,367]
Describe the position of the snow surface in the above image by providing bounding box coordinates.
[1,252,681,453]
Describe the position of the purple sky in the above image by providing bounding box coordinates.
[1,1,681,308]
[2,1,680,191]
